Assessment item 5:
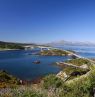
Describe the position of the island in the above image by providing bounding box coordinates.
[39,48,78,58]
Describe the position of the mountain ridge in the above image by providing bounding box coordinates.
[46,40,95,46]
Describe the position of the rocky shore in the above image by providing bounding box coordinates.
[56,58,90,81]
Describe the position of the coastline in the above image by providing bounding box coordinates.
[0,49,21,51]
[0,48,94,83]
[1,47,95,97]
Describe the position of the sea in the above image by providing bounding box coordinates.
[0,45,95,80]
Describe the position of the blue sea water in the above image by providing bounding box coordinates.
[0,45,95,80]
[57,45,95,58]
[0,50,70,80]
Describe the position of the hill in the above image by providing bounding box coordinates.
[0,41,36,50]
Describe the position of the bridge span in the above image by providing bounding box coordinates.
[23,45,55,51]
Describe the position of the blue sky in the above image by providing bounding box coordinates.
[0,0,95,43]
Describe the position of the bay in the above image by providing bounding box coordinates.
[0,50,69,80]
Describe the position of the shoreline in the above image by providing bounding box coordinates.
[0,49,22,51]
[0,48,94,85]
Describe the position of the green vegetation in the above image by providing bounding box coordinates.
[1,67,95,97]
[41,66,95,97]
[40,49,69,56]
[0,70,19,88]
[58,58,90,80]
[43,74,63,89]
[65,58,91,66]
[0,41,24,50]
[0,86,47,97]
[64,66,89,75]
[63,67,89,80]
[61,67,95,97]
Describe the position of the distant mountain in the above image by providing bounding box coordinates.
[46,40,95,46]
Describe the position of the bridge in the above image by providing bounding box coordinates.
[23,45,35,50]
[37,46,54,51]
[23,45,55,51]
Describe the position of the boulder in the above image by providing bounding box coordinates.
[56,71,68,80]
[80,64,88,69]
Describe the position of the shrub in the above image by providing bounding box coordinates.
[43,74,63,89]
[65,58,91,66]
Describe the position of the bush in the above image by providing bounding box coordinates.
[43,74,63,89]
[65,58,91,66]
[0,70,19,88]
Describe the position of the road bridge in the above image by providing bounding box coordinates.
[23,45,55,51]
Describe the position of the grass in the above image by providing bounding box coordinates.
[0,70,19,88]
[40,49,69,56]
[43,74,63,89]
[63,66,89,77]
[0,68,95,97]
[65,58,91,66]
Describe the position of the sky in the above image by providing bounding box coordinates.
[0,0,95,43]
